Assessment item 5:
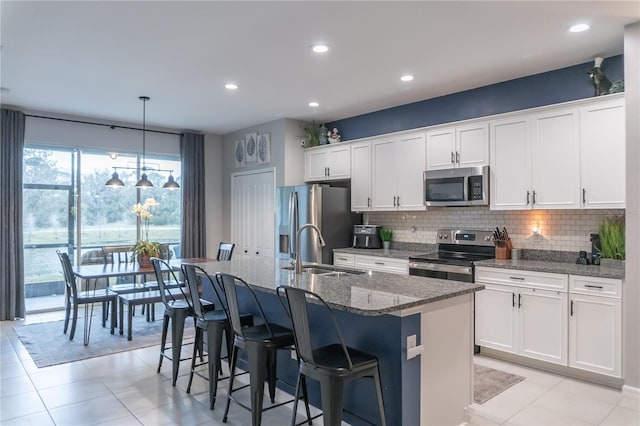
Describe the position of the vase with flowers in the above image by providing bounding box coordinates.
[131,198,160,267]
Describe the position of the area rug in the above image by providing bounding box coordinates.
[474,364,525,404]
[13,317,194,368]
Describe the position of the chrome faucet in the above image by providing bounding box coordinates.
[295,223,326,273]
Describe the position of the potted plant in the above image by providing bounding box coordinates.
[304,121,321,147]
[598,217,625,269]
[131,198,160,267]
[379,228,393,250]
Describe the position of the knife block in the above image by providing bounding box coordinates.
[495,244,511,260]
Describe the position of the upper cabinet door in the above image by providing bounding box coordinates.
[456,123,489,168]
[490,116,532,210]
[351,141,372,211]
[371,139,398,210]
[580,98,625,209]
[531,108,581,209]
[326,145,351,179]
[426,128,455,170]
[395,132,426,210]
[304,149,329,181]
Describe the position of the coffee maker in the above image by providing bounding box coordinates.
[352,225,382,249]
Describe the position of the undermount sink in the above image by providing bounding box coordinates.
[281,264,366,276]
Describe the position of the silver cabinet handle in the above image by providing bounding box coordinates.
[451,152,455,164]
[512,293,516,307]
[532,190,537,205]
[518,293,522,308]
[584,284,604,289]
[327,167,330,177]
[570,300,574,316]
[374,261,385,265]
[583,188,586,204]
[509,276,525,281]
[337,257,348,261]
[526,190,530,205]
[367,196,371,207]
[455,151,460,164]
[393,196,397,206]
[396,195,400,206]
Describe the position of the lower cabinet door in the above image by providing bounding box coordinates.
[517,288,567,365]
[475,284,517,353]
[569,293,622,377]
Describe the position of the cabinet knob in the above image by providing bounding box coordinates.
[583,188,586,204]
[455,151,460,164]
[532,190,537,205]
[451,152,455,164]
[526,190,530,205]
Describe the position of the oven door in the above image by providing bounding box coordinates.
[408,262,473,283]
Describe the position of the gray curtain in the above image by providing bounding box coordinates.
[180,132,206,258]
[1,109,26,320]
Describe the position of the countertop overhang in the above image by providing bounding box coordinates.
[179,257,483,316]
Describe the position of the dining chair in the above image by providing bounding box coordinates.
[278,286,386,426]
[182,264,253,409]
[216,272,310,426]
[101,245,139,292]
[216,242,235,261]
[56,250,117,342]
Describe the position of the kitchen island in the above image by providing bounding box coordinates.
[181,256,483,426]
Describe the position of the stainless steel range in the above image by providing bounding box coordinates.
[408,229,495,282]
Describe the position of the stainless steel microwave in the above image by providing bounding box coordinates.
[424,166,489,207]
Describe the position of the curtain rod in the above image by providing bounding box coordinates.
[25,114,183,136]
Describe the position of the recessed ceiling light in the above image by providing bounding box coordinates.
[308,101,319,108]
[400,75,414,82]
[311,44,329,53]
[225,83,238,90]
[569,23,589,33]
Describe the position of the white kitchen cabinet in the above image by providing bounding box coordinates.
[579,97,625,209]
[569,275,622,377]
[372,132,425,211]
[333,252,355,267]
[490,106,580,210]
[304,144,351,181]
[354,254,408,275]
[350,140,372,211]
[490,115,532,210]
[475,267,567,365]
[426,122,488,170]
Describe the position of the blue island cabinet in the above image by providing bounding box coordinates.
[203,281,474,426]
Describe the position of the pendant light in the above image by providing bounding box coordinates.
[105,96,180,189]
[135,96,153,188]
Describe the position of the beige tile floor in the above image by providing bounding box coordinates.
[2,308,639,426]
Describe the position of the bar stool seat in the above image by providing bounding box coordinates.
[182,263,254,410]
[278,286,386,426]
[217,273,311,426]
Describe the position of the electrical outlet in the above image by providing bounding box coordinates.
[407,334,417,348]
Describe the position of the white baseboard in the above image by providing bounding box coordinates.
[622,384,640,396]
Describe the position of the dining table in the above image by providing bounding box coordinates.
[72,257,215,344]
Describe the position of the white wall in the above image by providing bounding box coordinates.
[204,133,223,257]
[623,21,640,390]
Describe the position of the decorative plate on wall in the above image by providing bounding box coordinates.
[257,133,270,165]
[234,139,246,168]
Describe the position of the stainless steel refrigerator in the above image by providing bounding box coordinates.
[276,184,356,265]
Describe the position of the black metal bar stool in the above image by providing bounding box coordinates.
[151,257,195,386]
[278,286,387,426]
[216,273,311,426]
[182,264,254,409]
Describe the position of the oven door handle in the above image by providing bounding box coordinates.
[408,262,472,275]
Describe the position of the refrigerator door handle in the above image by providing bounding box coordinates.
[289,191,298,260]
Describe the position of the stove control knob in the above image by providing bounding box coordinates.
[441,234,448,239]
[484,235,492,241]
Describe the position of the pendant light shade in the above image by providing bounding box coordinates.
[135,172,153,188]
[163,173,180,189]
[105,96,179,189]
[105,171,125,187]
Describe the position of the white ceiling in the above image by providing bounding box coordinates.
[1,1,638,135]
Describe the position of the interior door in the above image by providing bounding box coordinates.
[231,169,275,258]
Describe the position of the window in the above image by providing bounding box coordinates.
[23,145,182,312]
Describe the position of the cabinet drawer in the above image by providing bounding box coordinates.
[569,275,621,298]
[475,267,567,291]
[355,255,408,275]
[333,253,355,267]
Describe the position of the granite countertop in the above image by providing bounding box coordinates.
[184,257,483,316]
[475,259,625,280]
[334,247,434,260]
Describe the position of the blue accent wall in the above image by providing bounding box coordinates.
[328,55,624,141]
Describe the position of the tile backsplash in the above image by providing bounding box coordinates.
[365,208,624,253]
